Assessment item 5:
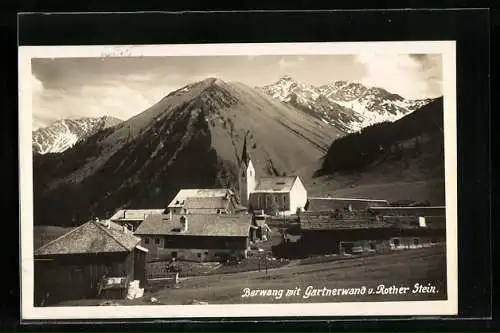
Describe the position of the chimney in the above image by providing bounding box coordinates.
[180,216,188,232]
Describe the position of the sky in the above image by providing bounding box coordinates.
[30,54,442,130]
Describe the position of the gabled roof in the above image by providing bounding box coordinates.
[168,188,234,208]
[110,209,165,221]
[35,220,141,256]
[135,214,251,237]
[252,176,298,193]
[183,197,231,210]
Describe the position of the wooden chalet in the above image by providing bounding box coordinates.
[275,211,446,258]
[34,219,148,306]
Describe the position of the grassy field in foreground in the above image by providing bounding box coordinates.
[56,244,447,306]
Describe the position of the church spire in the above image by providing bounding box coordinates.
[241,131,250,166]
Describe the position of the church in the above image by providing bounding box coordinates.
[238,138,308,216]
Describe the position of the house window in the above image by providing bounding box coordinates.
[369,242,376,251]
[144,238,150,245]
[197,253,202,258]
[155,238,160,245]
[171,251,178,258]
[392,238,401,247]
[413,238,419,246]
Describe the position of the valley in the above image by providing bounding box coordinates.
[31,77,444,227]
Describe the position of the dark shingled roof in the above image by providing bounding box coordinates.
[300,213,394,231]
[300,211,438,231]
[35,220,141,256]
[135,214,251,237]
[253,176,298,193]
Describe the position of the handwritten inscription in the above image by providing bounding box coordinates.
[241,283,438,300]
[100,46,139,58]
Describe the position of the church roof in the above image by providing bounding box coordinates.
[252,176,298,193]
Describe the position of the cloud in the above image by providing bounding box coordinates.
[31,74,44,95]
[356,53,442,99]
[31,74,179,130]
[278,57,298,70]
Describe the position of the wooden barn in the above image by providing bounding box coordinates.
[34,219,148,306]
[134,213,251,262]
[275,211,446,258]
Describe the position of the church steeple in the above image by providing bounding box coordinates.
[239,132,255,207]
[241,132,250,167]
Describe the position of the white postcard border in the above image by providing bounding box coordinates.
[19,41,458,320]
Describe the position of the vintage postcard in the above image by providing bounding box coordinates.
[19,41,458,320]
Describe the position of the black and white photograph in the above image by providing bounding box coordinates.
[19,42,458,319]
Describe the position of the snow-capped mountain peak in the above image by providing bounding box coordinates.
[261,77,437,132]
[32,116,122,154]
[261,75,321,104]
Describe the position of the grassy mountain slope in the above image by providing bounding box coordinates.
[301,98,446,204]
[33,78,345,226]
